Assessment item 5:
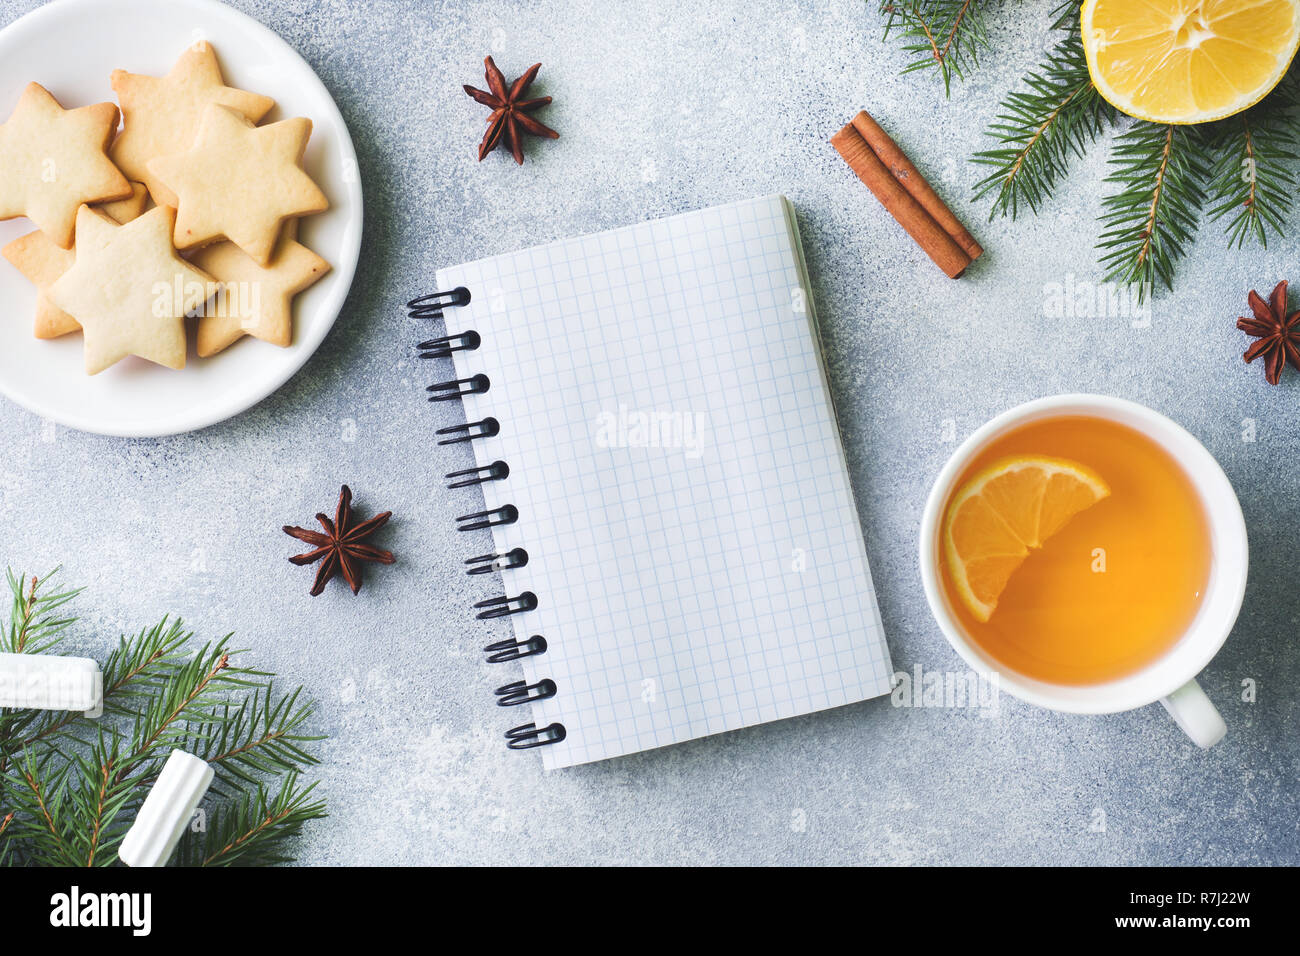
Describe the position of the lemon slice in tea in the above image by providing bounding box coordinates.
[944,456,1111,623]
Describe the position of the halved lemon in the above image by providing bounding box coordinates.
[1082,0,1300,124]
[943,456,1111,623]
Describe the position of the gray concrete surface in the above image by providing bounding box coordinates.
[1,0,1296,865]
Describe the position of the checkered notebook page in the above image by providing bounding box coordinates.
[436,194,892,769]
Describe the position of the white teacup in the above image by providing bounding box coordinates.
[918,394,1249,748]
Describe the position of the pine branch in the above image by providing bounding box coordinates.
[70,731,134,867]
[879,0,997,95]
[182,684,323,793]
[100,618,193,708]
[9,573,37,654]
[175,774,327,867]
[6,748,80,866]
[1205,73,1300,249]
[971,26,1115,218]
[0,567,325,867]
[125,639,235,759]
[17,755,63,852]
[1097,123,1209,296]
[74,639,246,865]
[3,568,81,656]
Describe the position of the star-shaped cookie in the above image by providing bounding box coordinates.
[148,104,328,266]
[190,220,331,357]
[0,83,132,248]
[2,184,150,339]
[47,205,215,374]
[111,43,275,207]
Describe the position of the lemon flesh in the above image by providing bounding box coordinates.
[1082,0,1300,124]
[943,456,1111,623]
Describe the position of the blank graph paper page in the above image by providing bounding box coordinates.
[438,194,892,768]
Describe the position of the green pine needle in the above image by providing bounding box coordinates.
[174,774,327,867]
[0,568,326,867]
[179,683,324,794]
[971,27,1116,218]
[879,1,997,96]
[4,567,81,656]
[1047,0,1078,31]
[1097,123,1209,296]
[1204,72,1300,249]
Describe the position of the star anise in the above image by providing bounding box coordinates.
[283,485,394,596]
[463,56,558,164]
[1237,280,1300,385]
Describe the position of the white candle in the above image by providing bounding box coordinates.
[0,652,102,717]
[119,749,214,868]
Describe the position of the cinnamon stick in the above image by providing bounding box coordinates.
[831,110,981,278]
[851,111,983,262]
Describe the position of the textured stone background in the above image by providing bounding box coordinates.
[1,0,1297,865]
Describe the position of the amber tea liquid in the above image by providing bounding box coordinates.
[941,415,1213,685]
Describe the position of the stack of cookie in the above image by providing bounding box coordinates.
[0,43,331,375]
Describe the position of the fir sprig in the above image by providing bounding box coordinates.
[879,1,997,95]
[971,29,1115,218]
[174,774,326,867]
[1097,123,1208,294]
[3,568,80,656]
[0,569,326,867]
[1205,73,1300,248]
[181,684,323,792]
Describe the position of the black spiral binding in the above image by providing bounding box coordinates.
[418,330,480,360]
[409,287,566,753]
[436,417,499,445]
[446,460,509,489]
[427,374,490,402]
[456,505,518,531]
[474,592,538,619]
[485,635,546,662]
[506,722,567,750]
[495,679,558,706]
[408,286,471,319]
[466,549,528,575]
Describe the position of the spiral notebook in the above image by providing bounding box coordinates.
[415,194,892,769]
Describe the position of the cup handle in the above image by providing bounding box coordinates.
[1159,679,1226,749]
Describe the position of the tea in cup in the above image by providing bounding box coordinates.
[918,395,1248,747]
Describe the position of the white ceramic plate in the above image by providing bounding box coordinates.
[0,0,362,437]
